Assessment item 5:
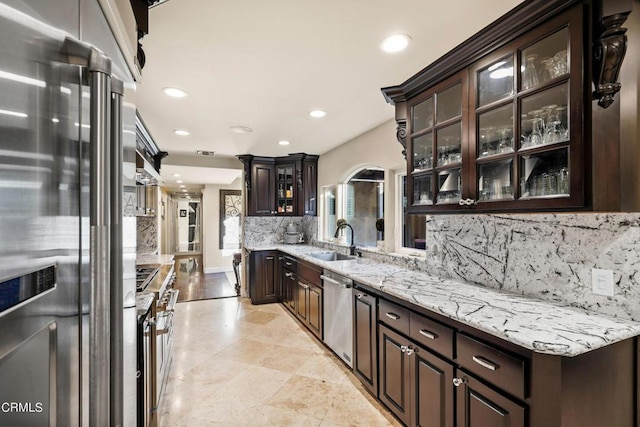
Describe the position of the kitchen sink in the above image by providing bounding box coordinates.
[309,251,354,261]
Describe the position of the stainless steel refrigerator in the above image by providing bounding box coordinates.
[0,1,137,425]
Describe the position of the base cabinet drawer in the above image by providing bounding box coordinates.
[409,311,454,360]
[454,370,526,427]
[457,334,527,400]
[379,299,410,335]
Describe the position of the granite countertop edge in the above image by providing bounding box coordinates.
[245,244,640,357]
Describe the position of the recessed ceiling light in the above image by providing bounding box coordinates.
[176,180,183,183]
[309,110,326,118]
[174,129,190,136]
[278,140,290,146]
[173,173,181,177]
[229,125,253,134]
[162,87,187,98]
[181,189,187,192]
[380,34,411,53]
[52,118,60,123]
[179,185,185,188]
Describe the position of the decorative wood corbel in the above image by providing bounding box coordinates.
[396,118,408,159]
[593,12,631,108]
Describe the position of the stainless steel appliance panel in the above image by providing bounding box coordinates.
[0,4,84,425]
[322,270,354,368]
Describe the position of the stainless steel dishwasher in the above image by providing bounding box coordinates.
[321,270,353,368]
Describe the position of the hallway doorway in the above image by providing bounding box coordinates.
[174,255,238,302]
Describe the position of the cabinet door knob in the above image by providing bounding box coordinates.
[356,293,364,299]
[452,377,467,387]
[400,345,408,353]
[405,346,414,356]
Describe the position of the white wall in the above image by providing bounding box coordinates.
[202,178,242,272]
[318,119,405,250]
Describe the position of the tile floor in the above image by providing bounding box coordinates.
[158,297,401,426]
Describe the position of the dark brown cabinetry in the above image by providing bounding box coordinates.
[379,321,454,427]
[248,250,280,304]
[294,259,323,340]
[382,0,636,213]
[282,256,297,313]
[238,153,319,216]
[455,371,525,427]
[353,289,378,396]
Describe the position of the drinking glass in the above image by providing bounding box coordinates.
[523,54,540,90]
[529,110,544,147]
[553,50,568,76]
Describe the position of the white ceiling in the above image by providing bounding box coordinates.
[160,164,241,192]
[136,0,524,186]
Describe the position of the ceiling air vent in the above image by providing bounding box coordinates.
[196,150,215,156]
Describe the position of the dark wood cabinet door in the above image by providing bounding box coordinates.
[455,371,525,427]
[378,324,412,426]
[353,289,378,396]
[296,280,308,322]
[412,346,454,427]
[307,283,322,340]
[302,158,318,216]
[285,272,296,313]
[250,250,278,304]
[251,161,276,215]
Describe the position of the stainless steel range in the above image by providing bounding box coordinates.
[137,263,177,424]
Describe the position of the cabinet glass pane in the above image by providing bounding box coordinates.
[478,159,514,201]
[436,83,462,123]
[437,168,461,204]
[478,56,514,106]
[277,199,294,213]
[277,183,294,199]
[478,104,513,158]
[520,83,569,149]
[412,132,433,171]
[412,97,434,132]
[437,123,462,166]
[520,148,569,198]
[413,174,433,206]
[521,28,569,90]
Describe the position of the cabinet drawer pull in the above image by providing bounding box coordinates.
[285,262,293,266]
[419,329,438,340]
[300,283,309,289]
[266,256,274,260]
[285,272,293,277]
[472,355,500,371]
[385,312,401,320]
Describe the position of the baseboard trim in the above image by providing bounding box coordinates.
[204,266,233,274]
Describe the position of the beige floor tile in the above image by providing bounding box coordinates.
[322,380,401,427]
[295,353,351,385]
[246,404,323,427]
[158,298,400,426]
[268,374,343,421]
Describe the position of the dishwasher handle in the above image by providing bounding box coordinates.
[321,274,352,289]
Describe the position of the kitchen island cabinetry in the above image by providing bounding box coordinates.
[248,250,280,304]
[238,153,319,216]
[382,0,636,213]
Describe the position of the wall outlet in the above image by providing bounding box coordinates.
[592,268,614,297]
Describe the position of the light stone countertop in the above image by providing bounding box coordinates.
[246,244,640,357]
[136,254,175,266]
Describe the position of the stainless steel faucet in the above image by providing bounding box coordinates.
[334,223,356,256]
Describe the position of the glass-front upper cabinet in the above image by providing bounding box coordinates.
[402,4,583,213]
[469,7,582,212]
[276,164,295,214]
[407,72,467,210]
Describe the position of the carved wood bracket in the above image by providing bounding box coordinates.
[593,12,631,108]
[396,119,408,159]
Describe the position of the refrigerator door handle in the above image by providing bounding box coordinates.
[62,36,114,427]
[110,77,124,426]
